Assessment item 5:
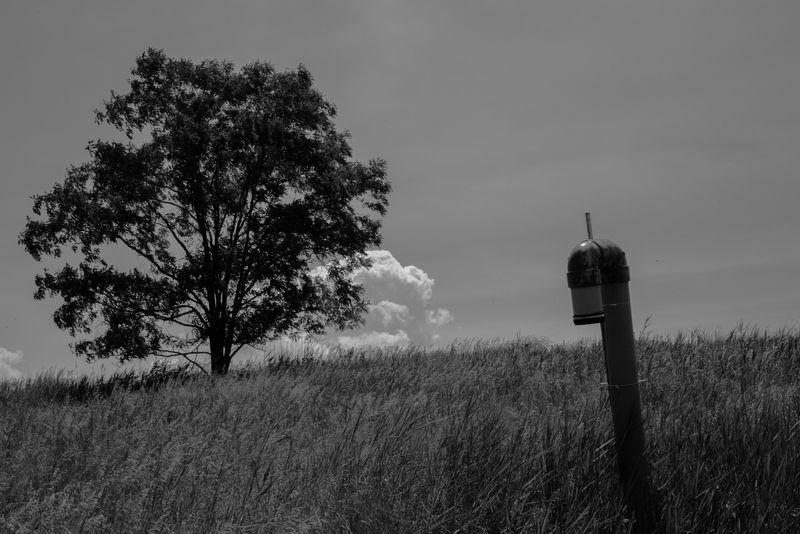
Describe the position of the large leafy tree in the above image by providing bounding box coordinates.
[20,49,390,375]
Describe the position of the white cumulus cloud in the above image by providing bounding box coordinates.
[320,250,453,349]
[0,348,23,380]
[338,330,411,350]
[426,308,454,327]
[370,300,411,326]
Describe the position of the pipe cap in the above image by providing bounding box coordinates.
[567,239,630,288]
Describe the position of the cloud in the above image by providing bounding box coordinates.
[320,250,453,349]
[370,300,411,326]
[0,348,23,380]
[353,249,434,304]
[338,330,411,350]
[426,308,453,327]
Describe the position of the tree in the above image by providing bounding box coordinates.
[20,49,390,375]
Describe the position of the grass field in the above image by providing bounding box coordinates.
[1,326,799,532]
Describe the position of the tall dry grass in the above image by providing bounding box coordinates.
[1,326,799,532]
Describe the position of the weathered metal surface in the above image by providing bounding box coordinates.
[566,226,657,531]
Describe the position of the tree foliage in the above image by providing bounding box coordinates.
[20,49,390,374]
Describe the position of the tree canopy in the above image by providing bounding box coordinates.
[20,49,390,374]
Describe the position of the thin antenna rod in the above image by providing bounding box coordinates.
[585,212,593,240]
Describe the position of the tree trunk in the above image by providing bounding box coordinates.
[209,328,230,375]
[210,352,229,375]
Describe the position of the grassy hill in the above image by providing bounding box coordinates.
[1,327,799,532]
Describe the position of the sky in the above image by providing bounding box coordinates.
[2,1,800,377]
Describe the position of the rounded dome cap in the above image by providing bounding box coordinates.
[567,239,630,288]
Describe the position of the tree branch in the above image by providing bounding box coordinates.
[113,234,208,315]
[181,352,210,376]
[97,288,207,330]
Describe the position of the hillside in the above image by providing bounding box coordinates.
[1,327,799,532]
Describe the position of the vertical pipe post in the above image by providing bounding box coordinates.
[566,220,657,530]
[601,282,654,528]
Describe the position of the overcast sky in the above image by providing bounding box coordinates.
[2,1,800,377]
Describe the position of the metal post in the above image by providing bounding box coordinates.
[601,282,653,526]
[566,217,657,530]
